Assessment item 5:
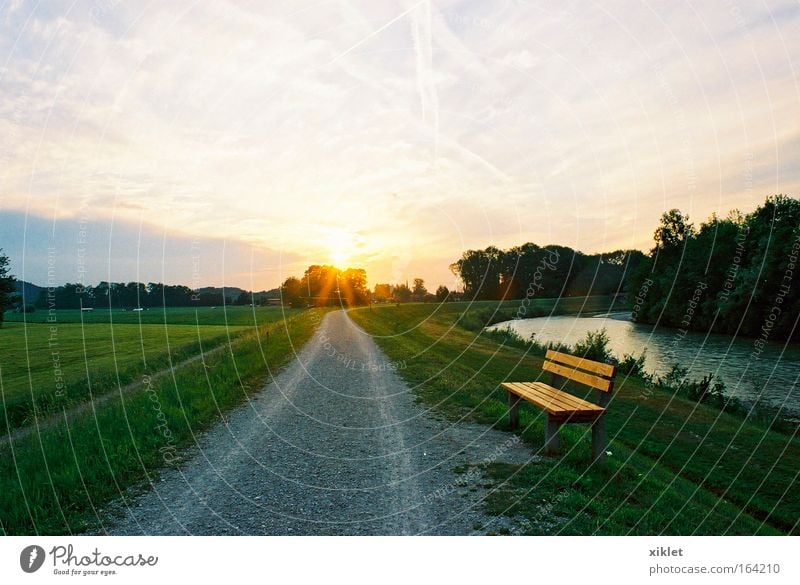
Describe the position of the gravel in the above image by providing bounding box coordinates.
[100,311,537,535]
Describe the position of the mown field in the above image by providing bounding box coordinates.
[0,306,291,435]
[0,306,324,535]
[3,304,290,326]
[349,299,799,535]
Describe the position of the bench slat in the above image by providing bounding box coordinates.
[546,349,616,378]
[503,382,572,413]
[502,382,605,418]
[516,382,599,412]
[542,360,613,393]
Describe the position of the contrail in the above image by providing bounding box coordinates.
[327,0,427,66]
[411,0,440,157]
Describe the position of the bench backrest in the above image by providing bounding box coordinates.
[543,350,616,393]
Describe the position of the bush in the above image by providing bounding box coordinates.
[658,363,690,390]
[617,350,648,377]
[573,328,613,363]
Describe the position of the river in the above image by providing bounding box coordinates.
[487,313,800,420]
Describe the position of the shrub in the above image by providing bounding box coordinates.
[573,328,613,363]
[617,349,648,378]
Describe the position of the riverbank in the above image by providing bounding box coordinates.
[349,299,799,534]
[485,313,800,424]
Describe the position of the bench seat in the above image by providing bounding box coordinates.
[501,381,605,423]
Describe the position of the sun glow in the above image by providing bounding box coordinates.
[327,229,356,268]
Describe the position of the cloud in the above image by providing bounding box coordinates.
[0,0,798,288]
[0,209,301,289]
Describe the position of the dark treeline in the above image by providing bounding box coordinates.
[629,195,800,343]
[281,265,369,307]
[33,281,280,310]
[450,244,646,300]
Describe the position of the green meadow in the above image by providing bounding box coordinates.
[0,306,291,435]
[0,306,324,535]
[349,299,799,535]
[3,304,291,326]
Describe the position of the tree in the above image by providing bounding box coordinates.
[281,277,303,307]
[339,268,369,306]
[435,285,450,302]
[373,283,392,302]
[392,283,412,302]
[412,278,427,301]
[300,265,338,306]
[653,209,694,255]
[626,195,800,342]
[0,249,17,327]
[451,246,502,300]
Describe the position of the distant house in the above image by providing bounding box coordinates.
[265,298,283,306]
[133,308,143,312]
[81,307,94,312]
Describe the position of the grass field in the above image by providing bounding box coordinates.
[349,299,799,535]
[0,307,291,435]
[0,306,324,535]
[3,305,290,326]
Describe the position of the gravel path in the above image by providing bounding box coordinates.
[101,311,536,535]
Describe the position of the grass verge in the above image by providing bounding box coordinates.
[349,299,798,535]
[0,322,244,435]
[0,308,324,535]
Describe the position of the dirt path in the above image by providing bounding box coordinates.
[101,311,536,535]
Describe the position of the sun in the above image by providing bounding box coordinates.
[327,229,355,268]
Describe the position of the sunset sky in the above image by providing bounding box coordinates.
[1,0,798,291]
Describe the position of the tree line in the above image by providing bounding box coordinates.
[280,267,453,307]
[280,265,370,307]
[628,195,800,342]
[449,243,646,300]
[0,277,281,314]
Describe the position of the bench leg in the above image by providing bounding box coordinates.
[592,414,607,463]
[507,391,521,430]
[544,416,561,454]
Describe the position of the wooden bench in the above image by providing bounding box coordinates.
[501,349,616,462]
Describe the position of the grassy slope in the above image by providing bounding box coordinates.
[0,322,239,433]
[0,307,291,434]
[349,300,799,535]
[0,308,325,535]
